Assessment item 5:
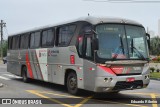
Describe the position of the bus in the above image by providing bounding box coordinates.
[7,16,150,95]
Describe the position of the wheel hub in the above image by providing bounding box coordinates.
[69,77,77,89]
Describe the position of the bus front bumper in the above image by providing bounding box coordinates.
[94,74,150,92]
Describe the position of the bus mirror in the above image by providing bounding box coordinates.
[146,33,150,49]
[93,38,99,50]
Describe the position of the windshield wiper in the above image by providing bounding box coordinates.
[112,46,125,60]
[132,46,146,60]
[112,37,125,60]
[130,39,146,60]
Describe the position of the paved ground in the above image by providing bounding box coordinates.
[0,64,160,107]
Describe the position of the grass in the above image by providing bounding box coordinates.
[150,72,160,79]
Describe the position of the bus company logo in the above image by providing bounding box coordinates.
[133,67,141,71]
[38,50,47,57]
[2,99,11,104]
[48,50,59,56]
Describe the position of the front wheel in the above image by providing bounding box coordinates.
[67,72,79,95]
[22,66,30,83]
[110,91,120,93]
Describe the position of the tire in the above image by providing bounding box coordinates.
[67,72,79,95]
[110,91,120,93]
[22,66,30,83]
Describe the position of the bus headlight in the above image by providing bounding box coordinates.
[104,77,113,82]
[145,75,150,79]
[104,78,108,82]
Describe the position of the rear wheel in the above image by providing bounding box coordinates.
[67,72,79,95]
[22,66,30,83]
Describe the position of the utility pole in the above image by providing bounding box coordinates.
[0,20,6,60]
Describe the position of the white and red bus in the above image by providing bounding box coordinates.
[7,16,150,94]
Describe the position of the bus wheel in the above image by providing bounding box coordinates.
[67,72,78,95]
[22,66,29,83]
[110,91,120,93]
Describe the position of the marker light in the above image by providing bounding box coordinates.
[70,55,75,64]
[89,68,95,71]
[78,37,83,41]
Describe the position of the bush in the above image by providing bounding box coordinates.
[151,56,160,63]
[150,67,155,72]
[157,57,160,62]
[157,69,160,73]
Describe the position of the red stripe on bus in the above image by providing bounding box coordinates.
[98,66,116,75]
[35,51,44,80]
[126,68,131,74]
[26,52,34,79]
[111,66,124,74]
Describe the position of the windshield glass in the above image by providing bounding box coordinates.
[95,24,149,60]
[125,25,148,59]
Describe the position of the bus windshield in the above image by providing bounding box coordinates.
[95,24,149,60]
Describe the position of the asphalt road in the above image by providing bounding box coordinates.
[0,64,160,107]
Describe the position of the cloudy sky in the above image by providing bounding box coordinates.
[0,0,160,39]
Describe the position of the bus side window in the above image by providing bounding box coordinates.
[78,36,83,56]
[20,33,29,49]
[34,32,41,48]
[42,30,48,47]
[30,33,35,48]
[12,35,20,50]
[47,29,54,46]
[85,37,92,57]
[78,24,92,58]
[8,37,13,50]
[42,29,54,47]
[58,25,76,46]
[30,31,41,48]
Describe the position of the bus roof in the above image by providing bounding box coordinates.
[9,16,143,36]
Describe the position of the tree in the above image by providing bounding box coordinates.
[0,40,7,57]
[150,36,160,55]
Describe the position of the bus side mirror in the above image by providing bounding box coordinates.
[92,38,99,50]
[146,33,150,49]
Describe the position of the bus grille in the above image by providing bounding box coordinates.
[116,73,141,76]
[113,80,143,90]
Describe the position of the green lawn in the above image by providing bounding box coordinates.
[150,72,160,79]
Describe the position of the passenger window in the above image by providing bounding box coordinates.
[34,32,41,48]
[8,37,12,50]
[30,33,35,48]
[42,31,47,46]
[30,32,41,48]
[58,25,76,46]
[12,36,20,50]
[42,29,54,47]
[47,30,54,46]
[20,34,29,49]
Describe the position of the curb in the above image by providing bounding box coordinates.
[0,83,3,88]
[150,78,160,81]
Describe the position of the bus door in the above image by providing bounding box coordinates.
[83,34,96,91]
